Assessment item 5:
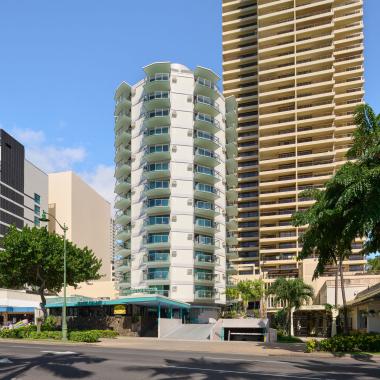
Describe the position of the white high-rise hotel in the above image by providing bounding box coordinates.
[114,62,238,307]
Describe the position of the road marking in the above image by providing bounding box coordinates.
[165,365,332,379]
[203,355,289,364]
[41,351,77,355]
[0,358,13,363]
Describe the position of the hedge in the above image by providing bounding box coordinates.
[0,328,118,343]
[306,333,380,353]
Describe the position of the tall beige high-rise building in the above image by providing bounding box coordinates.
[48,171,112,281]
[222,0,365,281]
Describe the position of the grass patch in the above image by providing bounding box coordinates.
[277,335,303,343]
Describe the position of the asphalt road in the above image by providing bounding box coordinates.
[0,341,379,380]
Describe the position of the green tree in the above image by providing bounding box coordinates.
[237,279,265,316]
[269,278,314,336]
[368,255,380,272]
[0,226,102,318]
[292,104,380,334]
[225,286,240,301]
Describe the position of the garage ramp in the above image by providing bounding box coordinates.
[161,323,214,340]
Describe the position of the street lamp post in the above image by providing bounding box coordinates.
[40,210,69,341]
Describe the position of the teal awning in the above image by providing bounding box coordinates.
[46,294,190,310]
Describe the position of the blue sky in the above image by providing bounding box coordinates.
[0,0,377,202]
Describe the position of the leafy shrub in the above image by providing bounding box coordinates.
[69,331,100,343]
[306,339,318,352]
[278,334,303,343]
[42,316,58,331]
[91,330,118,339]
[306,334,380,353]
[29,331,62,340]
[0,328,18,339]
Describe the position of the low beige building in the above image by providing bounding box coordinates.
[48,171,112,282]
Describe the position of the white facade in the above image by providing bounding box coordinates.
[24,160,48,228]
[114,62,238,307]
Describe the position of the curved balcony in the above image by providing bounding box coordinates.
[145,108,170,128]
[226,218,238,231]
[194,289,215,301]
[114,113,131,133]
[144,145,171,163]
[145,199,170,215]
[115,227,131,241]
[194,148,220,168]
[114,195,131,210]
[226,234,238,246]
[194,76,219,99]
[194,183,219,202]
[226,189,238,202]
[115,146,131,163]
[194,113,221,134]
[226,264,238,275]
[194,271,215,285]
[118,275,131,289]
[115,161,131,179]
[194,130,219,151]
[226,158,238,174]
[144,73,171,92]
[114,98,131,116]
[194,235,218,252]
[116,245,131,258]
[145,216,170,233]
[194,201,219,218]
[115,130,131,146]
[145,270,170,285]
[144,181,170,198]
[116,259,131,273]
[144,91,170,111]
[115,178,131,195]
[145,252,170,268]
[194,219,217,235]
[226,249,239,260]
[115,81,131,99]
[144,163,170,180]
[115,213,131,226]
[226,125,238,142]
[194,253,216,269]
[143,127,170,145]
[226,204,238,218]
[226,142,238,158]
[194,95,219,117]
[226,174,238,187]
[145,234,170,250]
[194,166,220,185]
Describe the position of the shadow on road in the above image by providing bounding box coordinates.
[0,352,107,380]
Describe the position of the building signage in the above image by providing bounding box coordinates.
[114,305,126,315]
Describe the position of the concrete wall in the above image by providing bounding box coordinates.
[24,160,48,227]
[58,281,117,299]
[48,171,111,281]
[0,288,40,308]
[159,317,182,337]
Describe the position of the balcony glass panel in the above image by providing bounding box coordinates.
[195,147,218,160]
[148,126,169,135]
[194,113,219,127]
[148,215,170,226]
[147,233,169,244]
[148,73,169,82]
[195,234,214,246]
[147,162,169,172]
[195,183,217,194]
[147,109,169,118]
[144,91,169,101]
[195,200,214,211]
[148,198,169,207]
[148,180,169,190]
[195,130,219,144]
[147,269,169,280]
[195,217,214,228]
[195,165,214,176]
[148,251,170,262]
[195,252,214,263]
[196,77,217,90]
[148,144,169,153]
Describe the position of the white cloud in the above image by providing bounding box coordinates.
[12,128,86,173]
[80,164,115,206]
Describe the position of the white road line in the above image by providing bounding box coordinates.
[203,355,289,364]
[165,365,333,379]
[41,351,77,355]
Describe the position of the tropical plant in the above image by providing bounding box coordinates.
[225,286,240,301]
[237,279,265,316]
[269,278,314,336]
[367,255,380,272]
[292,104,380,334]
[0,225,102,319]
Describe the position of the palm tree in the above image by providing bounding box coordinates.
[292,104,380,334]
[237,279,265,316]
[269,278,314,336]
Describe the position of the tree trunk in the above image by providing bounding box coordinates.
[287,308,292,336]
[339,257,349,335]
[38,287,47,320]
[335,265,338,308]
